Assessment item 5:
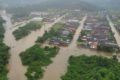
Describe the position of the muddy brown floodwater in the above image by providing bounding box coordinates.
[41,16,112,80]
[2,11,66,80]
[1,11,112,80]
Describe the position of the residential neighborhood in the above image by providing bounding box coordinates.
[49,20,80,46]
[110,15,120,34]
[1,0,120,80]
[78,14,119,52]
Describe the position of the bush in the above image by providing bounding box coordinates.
[36,23,65,44]
[97,44,116,52]
[0,18,10,80]
[13,21,42,40]
[62,55,120,80]
[20,44,59,80]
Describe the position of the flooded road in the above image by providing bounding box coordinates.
[107,16,120,61]
[107,16,120,47]
[1,11,112,80]
[42,16,111,80]
[2,11,66,80]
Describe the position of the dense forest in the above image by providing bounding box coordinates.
[20,44,59,80]
[0,17,10,80]
[62,55,120,80]
[13,21,42,40]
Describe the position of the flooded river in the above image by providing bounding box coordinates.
[41,16,112,80]
[2,11,65,80]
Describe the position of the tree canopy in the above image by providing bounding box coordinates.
[62,55,120,80]
[20,44,59,80]
[13,21,42,40]
[0,17,10,80]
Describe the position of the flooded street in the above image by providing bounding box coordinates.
[0,0,120,80]
[42,16,111,80]
[107,16,120,61]
[107,16,120,47]
[2,11,65,80]
[1,11,113,80]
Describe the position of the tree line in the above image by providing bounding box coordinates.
[62,55,120,80]
[0,17,10,80]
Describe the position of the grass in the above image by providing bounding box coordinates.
[52,23,65,32]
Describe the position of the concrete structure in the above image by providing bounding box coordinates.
[31,17,43,21]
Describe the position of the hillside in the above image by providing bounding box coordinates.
[82,0,120,10]
[2,0,120,11]
[38,0,100,11]
[0,0,47,7]
[7,0,100,14]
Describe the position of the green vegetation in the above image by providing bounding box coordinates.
[36,23,75,46]
[52,23,64,32]
[108,31,114,39]
[13,21,42,40]
[62,55,120,80]
[20,44,59,80]
[36,23,64,44]
[0,18,5,41]
[0,42,10,80]
[97,44,117,52]
[77,37,86,46]
[77,30,90,45]
[0,17,10,80]
[77,30,90,44]
[80,30,91,36]
[78,38,85,43]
